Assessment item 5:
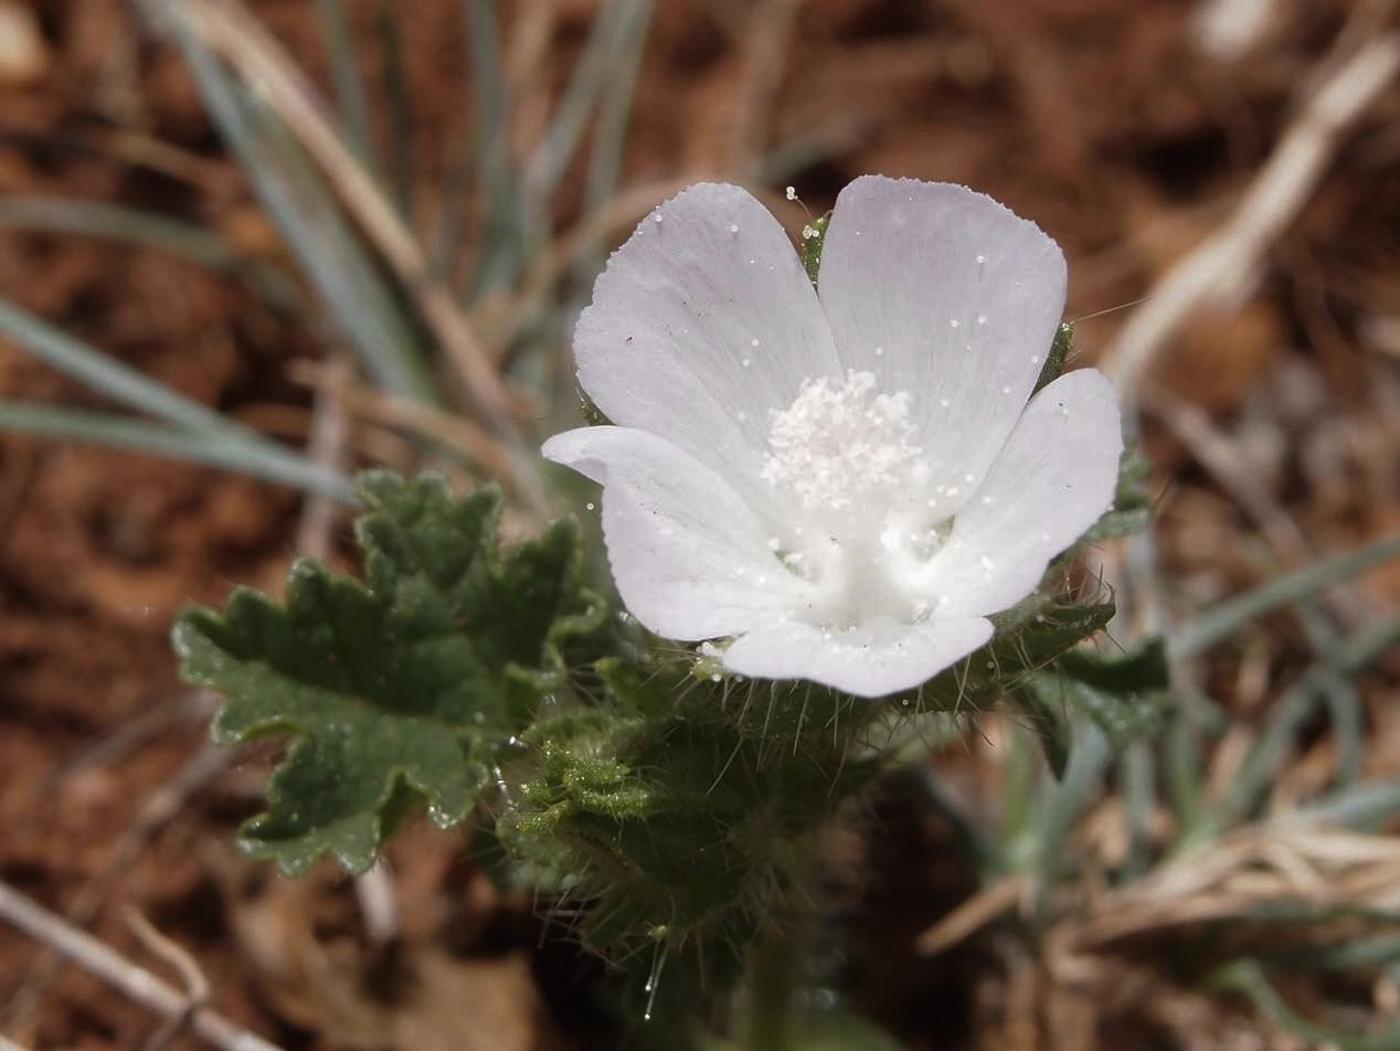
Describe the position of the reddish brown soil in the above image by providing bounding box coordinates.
[1,1,1397,1048]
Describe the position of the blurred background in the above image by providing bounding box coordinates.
[0,0,1398,1048]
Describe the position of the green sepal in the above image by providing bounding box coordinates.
[1058,635,1169,697]
[1006,682,1073,778]
[1021,637,1170,759]
[1033,321,1073,393]
[801,212,831,287]
[914,597,1116,714]
[577,385,611,426]
[1054,636,1171,747]
[173,472,603,876]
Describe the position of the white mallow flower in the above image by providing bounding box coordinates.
[543,176,1122,699]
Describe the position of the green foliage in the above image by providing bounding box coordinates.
[174,472,601,874]
[502,657,882,959]
[1058,636,1170,699]
[172,461,1151,1049]
[500,593,1123,963]
[920,595,1116,717]
[1022,637,1171,768]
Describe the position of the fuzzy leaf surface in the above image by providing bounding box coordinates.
[505,658,880,952]
[174,472,600,875]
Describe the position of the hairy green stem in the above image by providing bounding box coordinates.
[743,918,802,1051]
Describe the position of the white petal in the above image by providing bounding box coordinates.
[543,426,813,641]
[818,176,1067,509]
[722,615,992,699]
[574,183,841,511]
[924,369,1122,618]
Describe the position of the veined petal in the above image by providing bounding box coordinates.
[574,183,841,510]
[722,616,992,699]
[543,426,813,641]
[923,369,1122,619]
[818,176,1067,511]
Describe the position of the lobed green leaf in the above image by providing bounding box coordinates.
[174,472,602,875]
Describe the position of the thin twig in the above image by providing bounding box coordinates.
[286,359,515,483]
[1145,392,1309,563]
[42,693,211,792]
[0,881,283,1051]
[124,908,210,1051]
[352,862,398,947]
[504,0,560,158]
[1104,33,1400,410]
[915,875,1031,956]
[293,353,353,561]
[3,743,232,1029]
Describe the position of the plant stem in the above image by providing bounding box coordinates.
[743,918,802,1051]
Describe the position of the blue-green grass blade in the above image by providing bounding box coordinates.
[0,296,247,436]
[0,402,354,501]
[315,0,377,172]
[0,196,297,308]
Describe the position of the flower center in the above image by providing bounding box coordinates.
[760,371,944,629]
[760,370,923,514]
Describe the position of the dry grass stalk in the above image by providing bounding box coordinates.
[916,874,1032,956]
[292,353,352,561]
[1105,31,1400,405]
[1051,824,1400,959]
[124,907,211,1051]
[177,0,548,513]
[287,359,516,489]
[0,881,283,1051]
